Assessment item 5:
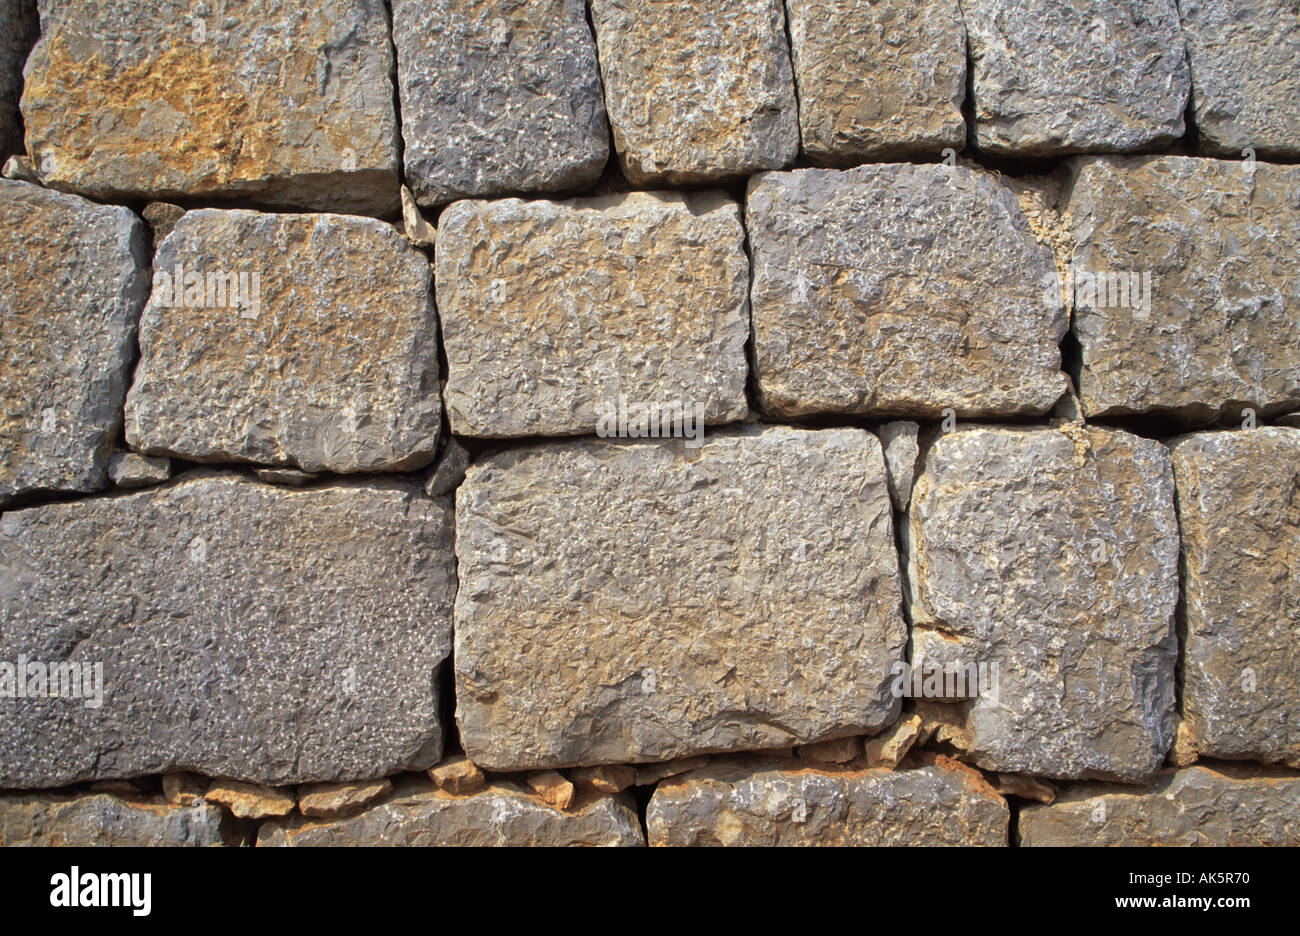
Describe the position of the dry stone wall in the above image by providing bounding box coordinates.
[0,0,1297,847]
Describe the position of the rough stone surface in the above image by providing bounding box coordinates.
[0,0,34,156]
[424,437,470,497]
[527,770,575,809]
[994,773,1056,804]
[162,772,207,806]
[428,755,486,796]
[785,0,965,162]
[571,764,637,794]
[748,164,1067,419]
[962,0,1189,156]
[1170,429,1300,763]
[258,782,645,846]
[590,0,798,185]
[1066,156,1300,421]
[864,713,922,768]
[141,201,184,246]
[394,0,608,206]
[0,180,149,506]
[399,185,435,248]
[253,468,318,487]
[906,426,1180,782]
[437,191,749,438]
[647,756,1009,846]
[204,780,295,819]
[877,421,920,512]
[2,153,36,183]
[0,792,233,846]
[108,451,171,488]
[298,779,392,819]
[636,757,712,787]
[0,473,456,787]
[797,736,862,765]
[455,425,906,771]
[125,209,440,473]
[1179,0,1300,158]
[1019,766,1300,846]
[21,0,399,214]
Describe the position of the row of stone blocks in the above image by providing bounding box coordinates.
[3,1,1299,213]
[4,150,1300,504]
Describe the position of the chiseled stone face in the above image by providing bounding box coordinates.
[0,473,455,787]
[455,426,907,771]
[590,0,798,184]
[785,0,966,162]
[393,0,608,207]
[0,180,150,506]
[21,0,399,214]
[1019,766,1300,846]
[1179,0,1300,158]
[1171,429,1300,764]
[747,164,1067,419]
[0,792,234,846]
[906,425,1180,782]
[646,756,1009,846]
[1066,156,1300,422]
[258,782,645,847]
[125,209,440,473]
[962,0,1189,156]
[436,191,749,439]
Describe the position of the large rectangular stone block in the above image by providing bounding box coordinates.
[124,209,440,473]
[785,0,966,162]
[0,473,455,787]
[962,0,1189,156]
[1019,766,1300,846]
[906,426,1181,782]
[747,164,1067,419]
[393,0,608,207]
[436,191,749,438]
[590,0,798,184]
[21,0,399,214]
[1066,156,1300,421]
[454,426,907,770]
[1170,428,1300,764]
[0,180,149,506]
[646,756,1009,846]
[0,792,234,846]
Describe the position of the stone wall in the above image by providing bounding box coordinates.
[0,0,1297,847]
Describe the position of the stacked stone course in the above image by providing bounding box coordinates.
[0,0,1297,847]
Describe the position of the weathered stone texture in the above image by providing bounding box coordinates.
[962,0,1189,156]
[455,426,906,771]
[0,473,455,787]
[590,0,798,184]
[0,792,234,846]
[1066,156,1300,421]
[299,780,392,819]
[437,191,749,438]
[258,782,645,846]
[1019,766,1300,846]
[647,757,1009,846]
[1171,429,1300,763]
[877,421,920,512]
[125,209,440,473]
[394,0,608,206]
[0,0,35,156]
[108,451,171,488]
[748,164,1067,419]
[1179,0,1300,158]
[785,0,965,162]
[906,426,1181,781]
[0,180,149,506]
[21,0,399,214]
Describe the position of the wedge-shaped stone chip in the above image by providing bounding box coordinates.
[394,0,608,206]
[0,473,455,787]
[455,426,907,770]
[21,0,399,214]
[0,792,235,846]
[748,164,1067,419]
[437,191,749,438]
[590,0,798,184]
[1171,429,1300,763]
[1066,156,1300,421]
[906,426,1180,782]
[1019,766,1300,846]
[0,180,149,506]
[785,0,966,162]
[125,209,440,473]
[1179,0,1300,158]
[646,756,1008,846]
[963,0,1189,156]
[258,781,644,847]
